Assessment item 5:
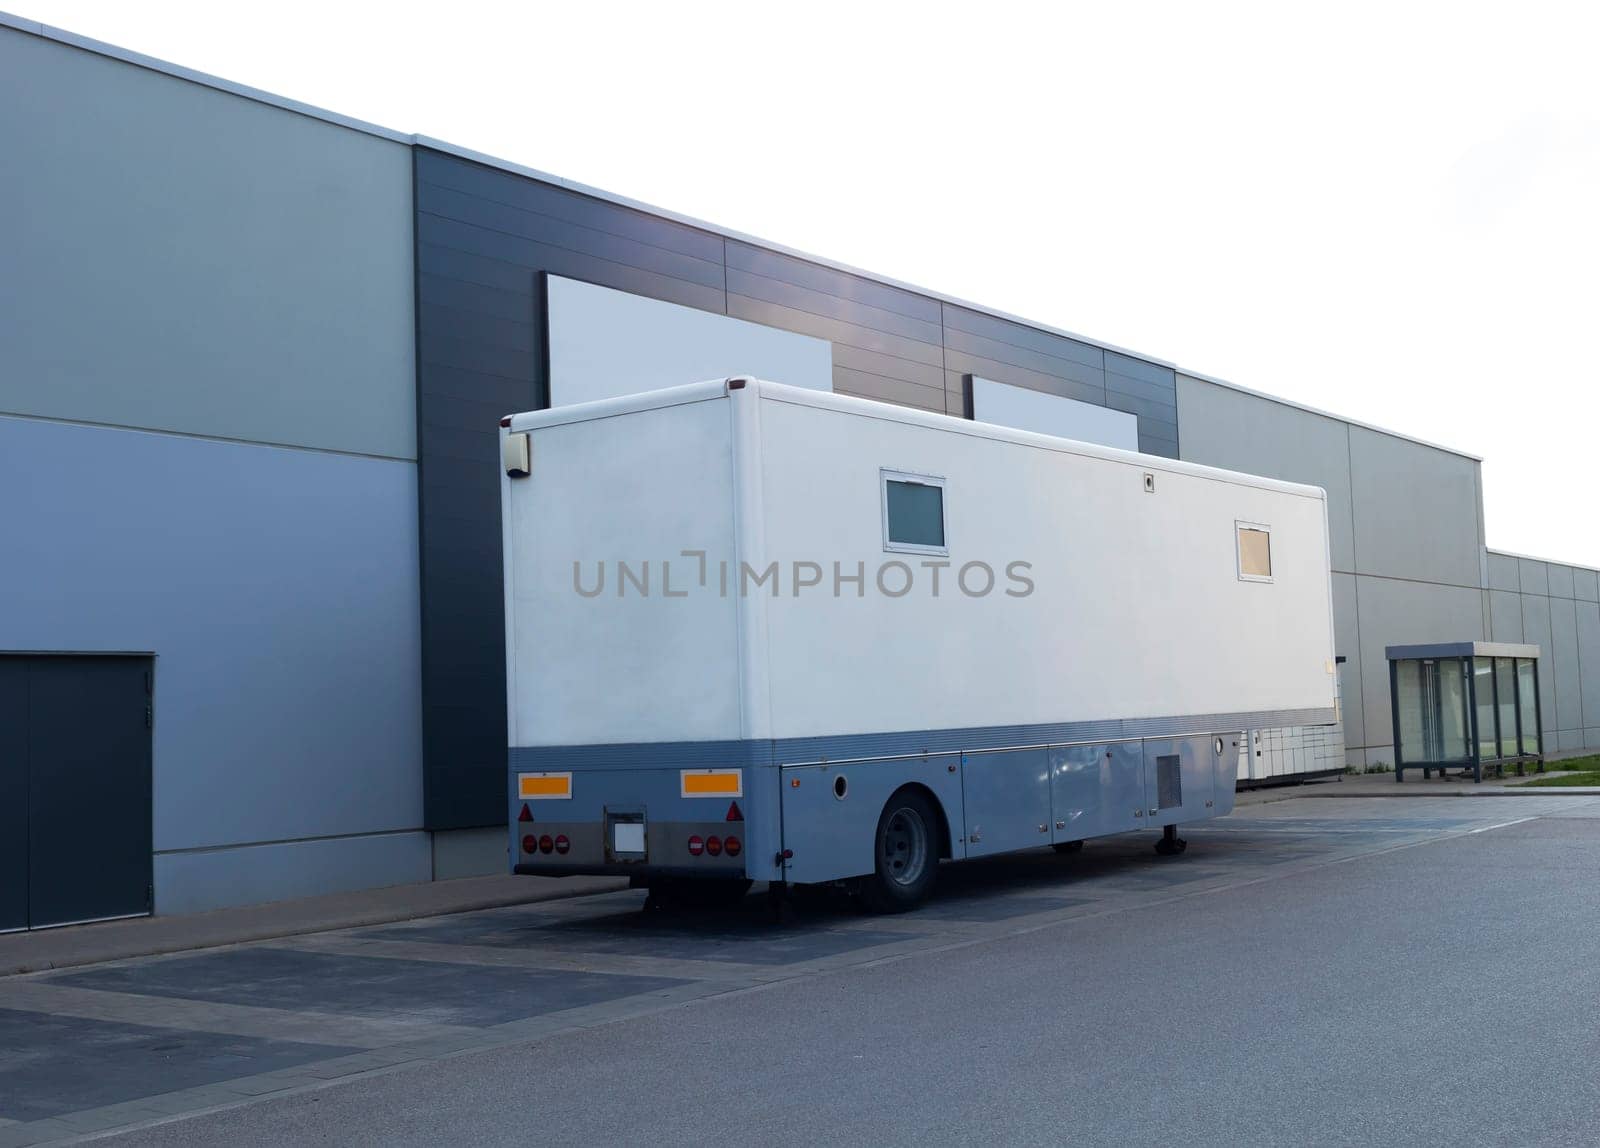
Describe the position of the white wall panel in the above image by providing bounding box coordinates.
[972,376,1138,451]
[547,275,831,406]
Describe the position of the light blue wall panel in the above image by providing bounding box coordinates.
[1489,590,1524,643]
[1576,568,1600,603]
[1548,565,1576,600]
[155,831,431,915]
[1519,559,1550,597]
[1578,603,1600,734]
[1347,426,1482,588]
[1520,594,1557,737]
[1549,596,1582,736]
[0,417,423,867]
[0,26,415,458]
[1487,552,1521,593]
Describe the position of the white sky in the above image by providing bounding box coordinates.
[20,0,1600,566]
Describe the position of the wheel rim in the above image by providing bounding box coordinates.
[881,806,929,886]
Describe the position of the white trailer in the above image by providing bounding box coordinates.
[501,377,1337,910]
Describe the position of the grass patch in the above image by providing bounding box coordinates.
[1513,754,1600,786]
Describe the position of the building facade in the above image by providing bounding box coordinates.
[2,13,1597,923]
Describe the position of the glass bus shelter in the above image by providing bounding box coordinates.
[1386,642,1543,783]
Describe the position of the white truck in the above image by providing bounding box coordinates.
[500,377,1337,911]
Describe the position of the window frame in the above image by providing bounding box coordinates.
[1235,520,1274,583]
[880,469,948,556]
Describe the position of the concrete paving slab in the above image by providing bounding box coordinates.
[50,948,688,1027]
[0,874,626,978]
[0,1007,353,1123]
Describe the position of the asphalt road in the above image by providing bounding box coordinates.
[62,797,1596,1148]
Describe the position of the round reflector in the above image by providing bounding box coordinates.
[554,834,570,855]
[521,834,537,855]
[686,835,704,856]
[724,835,742,857]
[705,835,723,857]
[539,834,554,854]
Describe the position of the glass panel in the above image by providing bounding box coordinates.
[1517,659,1540,755]
[1473,658,1497,761]
[1238,527,1272,578]
[1396,661,1425,764]
[1495,658,1518,758]
[1437,659,1469,762]
[885,480,944,549]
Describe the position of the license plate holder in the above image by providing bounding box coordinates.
[604,808,647,863]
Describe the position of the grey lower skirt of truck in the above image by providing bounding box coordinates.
[508,706,1338,772]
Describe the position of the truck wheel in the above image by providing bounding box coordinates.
[858,788,938,913]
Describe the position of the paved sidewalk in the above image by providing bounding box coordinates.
[0,874,625,978]
[1239,770,1600,804]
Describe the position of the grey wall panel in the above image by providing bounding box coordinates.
[1549,564,1576,600]
[1550,596,1582,735]
[1521,594,1558,736]
[1519,558,1550,597]
[725,240,941,324]
[1487,552,1521,592]
[1354,576,1485,750]
[0,416,424,858]
[1576,568,1600,603]
[832,366,946,412]
[1489,590,1524,642]
[1579,602,1600,731]
[1347,426,1482,588]
[1175,375,1357,573]
[1332,573,1365,748]
[0,27,415,459]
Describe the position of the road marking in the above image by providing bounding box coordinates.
[1467,816,1538,834]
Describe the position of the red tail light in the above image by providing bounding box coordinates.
[554,834,570,855]
[687,835,704,856]
[724,835,742,857]
[539,834,554,854]
[521,834,537,854]
[705,835,723,857]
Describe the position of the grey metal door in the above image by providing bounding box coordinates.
[0,661,27,932]
[960,747,1052,856]
[1050,741,1144,844]
[4,656,153,928]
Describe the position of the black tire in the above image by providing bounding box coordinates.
[858,787,940,913]
[1052,840,1084,855]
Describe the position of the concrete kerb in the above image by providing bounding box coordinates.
[0,874,627,978]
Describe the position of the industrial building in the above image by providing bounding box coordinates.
[3,12,1597,927]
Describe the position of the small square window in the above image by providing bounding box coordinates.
[1237,522,1272,582]
[881,470,946,555]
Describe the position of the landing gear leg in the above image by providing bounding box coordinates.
[767,880,790,924]
[1154,824,1187,856]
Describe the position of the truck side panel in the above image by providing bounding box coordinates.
[752,392,1337,741]
[778,755,965,885]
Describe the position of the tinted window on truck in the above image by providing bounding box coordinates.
[883,475,945,553]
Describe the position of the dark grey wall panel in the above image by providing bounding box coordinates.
[413,146,1183,827]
